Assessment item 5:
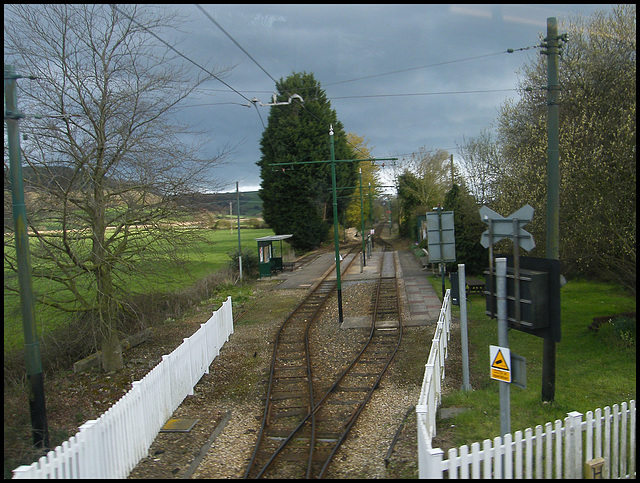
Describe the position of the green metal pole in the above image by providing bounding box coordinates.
[542,17,560,403]
[368,182,373,231]
[329,126,343,324]
[237,181,242,281]
[4,64,50,449]
[359,169,366,267]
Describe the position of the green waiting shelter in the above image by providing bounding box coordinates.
[256,234,293,278]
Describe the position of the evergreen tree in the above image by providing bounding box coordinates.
[257,72,358,251]
[443,184,488,276]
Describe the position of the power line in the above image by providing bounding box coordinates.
[195,4,279,85]
[325,52,504,87]
[162,6,533,168]
[188,44,538,99]
[321,45,540,88]
[109,4,252,104]
[193,3,301,163]
[328,88,517,100]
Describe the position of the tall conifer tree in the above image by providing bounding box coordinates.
[257,72,357,251]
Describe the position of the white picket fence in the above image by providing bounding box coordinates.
[415,288,452,475]
[12,296,234,479]
[416,290,637,479]
[421,400,636,478]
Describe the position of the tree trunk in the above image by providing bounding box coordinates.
[101,332,123,372]
[93,164,123,371]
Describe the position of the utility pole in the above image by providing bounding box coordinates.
[541,17,563,403]
[4,64,50,449]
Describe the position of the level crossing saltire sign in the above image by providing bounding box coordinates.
[479,204,535,251]
[489,345,511,383]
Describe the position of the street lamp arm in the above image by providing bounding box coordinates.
[249,93,305,107]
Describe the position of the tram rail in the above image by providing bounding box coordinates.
[244,238,402,479]
[243,244,362,479]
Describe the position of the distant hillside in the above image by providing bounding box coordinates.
[176,191,263,217]
[4,165,263,218]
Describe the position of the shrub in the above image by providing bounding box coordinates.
[598,315,636,349]
[227,248,260,278]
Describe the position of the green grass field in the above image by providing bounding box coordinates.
[427,273,636,447]
[3,227,276,351]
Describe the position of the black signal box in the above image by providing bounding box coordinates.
[484,256,561,342]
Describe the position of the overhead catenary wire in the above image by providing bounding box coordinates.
[190,44,539,99]
[192,3,370,160]
[323,45,540,87]
[114,5,537,171]
[328,88,517,101]
[109,4,253,104]
[195,4,279,85]
[191,3,533,162]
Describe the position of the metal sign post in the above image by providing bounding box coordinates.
[458,264,471,391]
[496,258,510,437]
[480,206,537,438]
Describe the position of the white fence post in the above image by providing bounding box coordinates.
[612,403,620,479]
[604,405,611,478]
[630,400,636,478]
[566,411,583,478]
[621,401,628,477]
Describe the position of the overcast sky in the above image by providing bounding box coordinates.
[162,4,614,193]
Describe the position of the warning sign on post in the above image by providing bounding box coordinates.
[490,345,511,383]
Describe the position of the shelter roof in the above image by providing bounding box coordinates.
[255,234,293,242]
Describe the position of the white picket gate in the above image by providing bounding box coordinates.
[12,296,234,479]
[416,289,636,479]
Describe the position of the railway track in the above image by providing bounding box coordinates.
[244,240,402,479]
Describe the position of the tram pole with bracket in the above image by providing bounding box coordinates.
[270,127,397,324]
[4,64,50,449]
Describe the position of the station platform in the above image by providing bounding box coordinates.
[261,248,443,326]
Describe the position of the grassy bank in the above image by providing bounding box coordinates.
[427,273,636,447]
[3,227,276,352]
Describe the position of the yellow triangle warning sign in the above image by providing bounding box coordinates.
[491,349,509,371]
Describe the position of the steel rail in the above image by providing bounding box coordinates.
[250,241,402,479]
[316,245,402,478]
[244,244,361,479]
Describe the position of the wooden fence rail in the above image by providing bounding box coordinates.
[12,297,234,479]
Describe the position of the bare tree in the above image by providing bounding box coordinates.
[456,127,504,206]
[4,4,233,370]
